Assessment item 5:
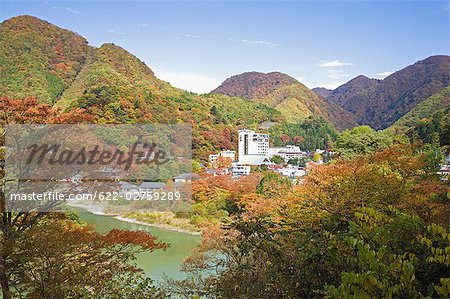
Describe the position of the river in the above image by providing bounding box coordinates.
[76,209,201,282]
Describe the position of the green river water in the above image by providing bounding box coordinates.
[76,209,201,282]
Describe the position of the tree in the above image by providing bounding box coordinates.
[0,97,94,299]
[287,157,299,166]
[192,160,202,173]
[256,172,291,199]
[176,144,449,298]
[312,152,321,162]
[280,134,291,144]
[287,157,307,167]
[334,125,406,156]
[216,156,232,169]
[269,116,337,151]
[293,135,303,145]
[326,207,450,298]
[270,155,284,165]
[10,215,167,298]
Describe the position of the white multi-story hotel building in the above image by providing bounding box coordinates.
[268,145,308,162]
[237,129,270,165]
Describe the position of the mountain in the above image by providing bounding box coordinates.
[212,72,296,99]
[0,15,281,160]
[212,71,357,130]
[393,85,450,128]
[318,56,450,130]
[311,87,332,99]
[0,15,91,103]
[318,75,380,107]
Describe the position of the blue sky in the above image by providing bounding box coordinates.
[1,0,449,93]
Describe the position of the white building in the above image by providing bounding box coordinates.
[277,166,307,178]
[220,150,236,161]
[209,150,236,164]
[231,164,251,176]
[268,145,307,162]
[238,129,270,165]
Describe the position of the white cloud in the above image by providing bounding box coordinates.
[138,23,148,27]
[107,29,125,36]
[155,72,221,94]
[185,34,200,39]
[241,39,279,47]
[376,71,394,79]
[319,60,353,67]
[66,7,80,14]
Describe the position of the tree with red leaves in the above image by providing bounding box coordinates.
[0,97,167,299]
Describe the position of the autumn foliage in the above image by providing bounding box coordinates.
[175,144,449,298]
[0,96,93,125]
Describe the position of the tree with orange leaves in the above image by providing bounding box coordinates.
[0,97,96,299]
[297,144,448,224]
[0,97,168,299]
[215,156,232,169]
[12,215,167,298]
[176,144,449,298]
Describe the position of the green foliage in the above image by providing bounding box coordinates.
[270,155,284,165]
[256,171,291,197]
[270,116,337,150]
[178,145,449,298]
[312,152,321,162]
[287,157,307,167]
[204,94,281,126]
[395,86,450,128]
[192,160,202,173]
[327,207,450,298]
[335,125,407,156]
[0,16,90,103]
[191,188,230,226]
[409,109,450,146]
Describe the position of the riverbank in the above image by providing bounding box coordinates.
[67,202,201,235]
[115,216,201,235]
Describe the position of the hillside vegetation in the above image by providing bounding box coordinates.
[0,16,283,160]
[0,15,91,103]
[317,56,450,129]
[394,86,450,128]
[212,71,358,130]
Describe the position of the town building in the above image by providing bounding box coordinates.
[268,145,307,162]
[237,129,270,165]
[118,181,139,196]
[139,182,166,193]
[173,173,200,183]
[209,150,236,164]
[277,165,307,178]
[231,164,251,176]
